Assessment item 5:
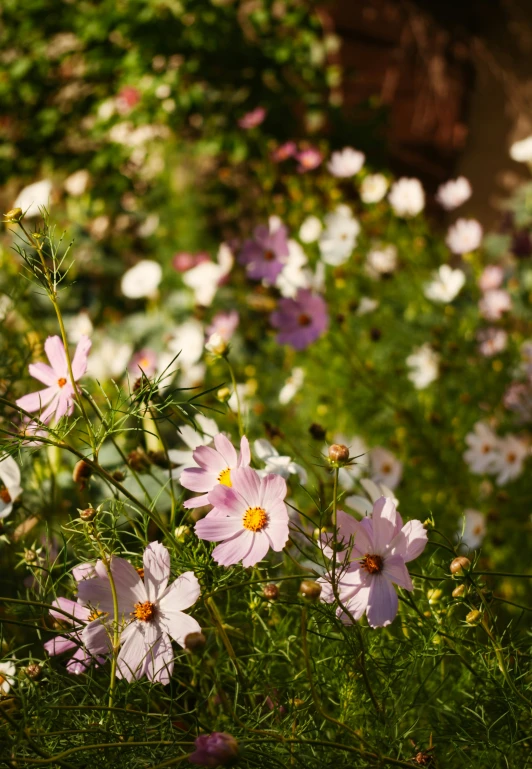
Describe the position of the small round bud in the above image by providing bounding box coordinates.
[205,332,228,357]
[292,697,305,708]
[112,470,126,482]
[262,584,279,601]
[450,556,471,575]
[24,549,38,564]
[216,387,232,403]
[73,460,93,489]
[466,609,482,625]
[79,507,97,522]
[452,584,467,599]
[4,207,23,222]
[427,588,442,605]
[328,444,350,465]
[148,450,173,469]
[24,663,42,680]
[299,580,322,600]
[127,449,151,473]
[174,525,190,542]
[185,632,207,652]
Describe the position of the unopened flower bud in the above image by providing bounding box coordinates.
[127,449,151,472]
[299,580,322,600]
[185,632,207,652]
[450,556,471,575]
[73,460,92,490]
[427,588,442,605]
[328,444,350,465]
[79,507,97,522]
[112,470,126,482]
[174,525,190,542]
[262,584,279,601]
[148,450,174,469]
[205,332,228,357]
[466,609,482,625]
[24,663,42,680]
[24,549,38,564]
[217,387,231,403]
[452,584,467,599]
[190,732,238,766]
[4,207,23,222]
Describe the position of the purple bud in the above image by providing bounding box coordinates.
[189,732,238,767]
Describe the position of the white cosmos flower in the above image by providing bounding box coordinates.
[275,240,309,298]
[360,174,388,204]
[121,260,162,298]
[345,478,399,516]
[446,218,483,254]
[370,447,402,490]
[254,439,307,483]
[406,344,440,389]
[0,661,16,694]
[299,215,322,243]
[458,509,486,550]
[167,319,204,368]
[357,297,379,315]
[388,178,425,217]
[205,332,227,356]
[183,244,233,306]
[0,456,22,520]
[327,147,365,178]
[424,265,465,303]
[168,415,219,478]
[64,169,90,197]
[87,337,133,381]
[279,367,305,405]
[491,435,528,486]
[365,244,397,278]
[463,422,499,475]
[14,180,53,217]
[509,135,532,163]
[435,177,472,210]
[318,205,360,266]
[65,311,93,343]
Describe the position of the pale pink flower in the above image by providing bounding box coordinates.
[129,348,158,377]
[206,311,239,342]
[180,433,251,509]
[195,467,289,567]
[238,107,266,129]
[478,265,503,293]
[80,543,201,683]
[477,328,508,357]
[271,142,296,162]
[479,289,512,321]
[190,732,239,767]
[435,177,472,210]
[491,435,528,485]
[44,595,107,675]
[296,148,323,173]
[446,218,483,254]
[370,447,402,490]
[16,336,91,424]
[319,497,427,628]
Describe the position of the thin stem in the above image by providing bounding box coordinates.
[225,356,244,437]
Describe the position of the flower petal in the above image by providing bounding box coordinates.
[231,466,262,507]
[265,521,289,551]
[50,597,88,625]
[45,336,68,377]
[365,575,398,628]
[160,609,202,648]
[145,631,174,683]
[159,572,200,615]
[259,472,287,509]
[239,435,251,467]
[44,636,78,656]
[180,466,219,493]
[71,336,91,380]
[195,513,243,542]
[28,362,57,386]
[82,617,113,655]
[211,530,252,566]
[116,622,147,682]
[371,496,400,554]
[16,386,57,414]
[213,433,238,467]
[382,553,413,590]
[241,532,271,567]
[143,541,170,602]
[389,520,428,563]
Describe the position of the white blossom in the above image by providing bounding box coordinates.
[254,439,307,484]
[0,456,22,520]
[279,367,305,405]
[463,422,499,475]
[424,265,465,303]
[14,180,52,218]
[299,215,322,244]
[318,205,360,266]
[360,174,388,204]
[183,244,233,306]
[365,244,397,278]
[458,509,486,550]
[446,218,483,254]
[121,260,162,299]
[510,135,532,163]
[327,147,365,178]
[406,344,440,389]
[435,177,472,210]
[388,178,425,217]
[370,447,403,490]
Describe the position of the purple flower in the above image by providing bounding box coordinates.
[238,107,266,129]
[180,433,251,509]
[270,289,328,350]
[195,467,289,568]
[238,222,289,282]
[16,336,91,423]
[189,732,238,767]
[206,311,239,342]
[295,148,323,173]
[318,497,427,628]
[80,542,201,684]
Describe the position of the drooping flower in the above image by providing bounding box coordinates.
[509,135,532,163]
[183,244,234,307]
[254,439,307,483]
[299,215,322,244]
[13,180,53,217]
[478,265,504,293]
[319,497,427,628]
[238,107,266,129]
[360,174,388,204]
[0,660,16,694]
[424,265,466,303]
[180,433,251,509]
[195,467,289,568]
[458,509,486,550]
[44,592,107,675]
[239,219,289,282]
[0,456,22,520]
[406,344,440,389]
[388,178,425,217]
[370,447,402,490]
[435,177,472,210]
[206,311,239,343]
[463,422,499,475]
[270,289,329,350]
[121,260,162,299]
[477,328,508,357]
[278,367,305,405]
[446,218,483,254]
[16,335,91,424]
[189,732,239,767]
[327,147,365,178]
[491,435,528,485]
[167,415,219,479]
[296,148,323,173]
[365,244,398,278]
[80,543,201,683]
[319,205,360,266]
[479,289,512,321]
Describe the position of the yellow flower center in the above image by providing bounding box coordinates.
[57,378,67,388]
[218,468,232,487]
[0,675,5,686]
[242,506,268,532]
[136,567,145,579]
[87,609,107,622]
[361,553,383,574]
[132,601,156,622]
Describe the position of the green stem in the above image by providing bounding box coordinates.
[225,357,244,437]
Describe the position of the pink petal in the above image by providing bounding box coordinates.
[82,618,113,655]
[192,444,227,473]
[259,472,287,508]
[39,392,62,424]
[265,520,289,551]
[159,571,201,612]
[365,575,398,628]
[116,622,147,682]
[49,597,88,625]
[44,636,78,656]
[238,435,251,467]
[231,466,261,507]
[45,336,68,377]
[28,362,57,386]
[207,483,246,516]
[66,647,92,674]
[143,541,170,602]
[16,386,57,414]
[389,520,428,563]
[183,493,210,509]
[111,557,147,610]
[382,553,413,590]
[180,467,219,493]
[213,433,238,467]
[195,513,243,542]
[72,563,96,582]
[371,497,400,554]
[71,336,91,380]
[160,609,201,648]
[241,532,271,567]
[145,632,174,683]
[211,530,252,566]
[53,390,74,421]
[77,576,115,615]
[339,584,371,622]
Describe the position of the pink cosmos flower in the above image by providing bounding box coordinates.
[270,289,329,350]
[195,467,289,568]
[239,221,290,282]
[478,265,504,293]
[189,732,239,767]
[79,543,201,684]
[296,148,323,173]
[319,497,427,628]
[206,311,239,342]
[129,348,158,378]
[16,335,91,424]
[271,141,296,162]
[238,107,266,129]
[172,252,210,273]
[180,433,251,509]
[477,327,508,357]
[479,289,512,320]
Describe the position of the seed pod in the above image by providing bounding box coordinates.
[4,207,23,222]
[127,449,151,473]
[79,507,97,522]
[112,470,126,482]
[450,556,471,575]
[452,584,467,599]
[73,460,93,490]
[299,580,322,600]
[466,609,482,625]
[328,444,350,465]
[24,663,42,680]
[217,387,231,403]
[262,584,279,601]
[185,632,207,652]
